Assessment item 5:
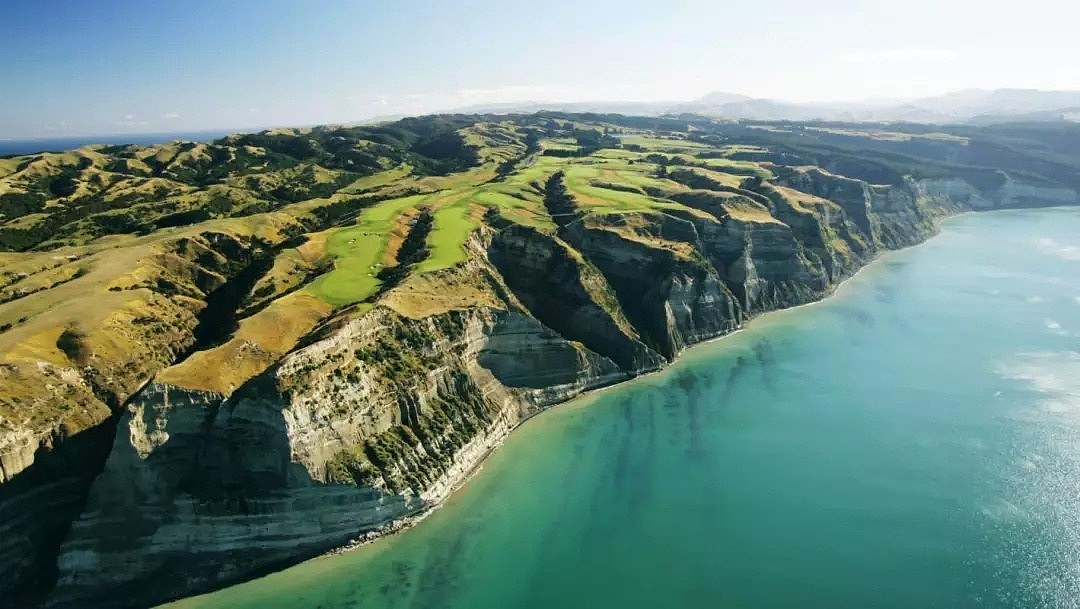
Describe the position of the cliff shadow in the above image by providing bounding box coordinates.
[0,415,118,609]
[486,224,662,372]
[47,374,405,609]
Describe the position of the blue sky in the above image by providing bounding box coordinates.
[2,0,1079,138]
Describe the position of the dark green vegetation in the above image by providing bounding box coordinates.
[1,113,1079,609]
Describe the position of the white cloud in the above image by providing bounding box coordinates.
[248,107,260,113]
[840,48,960,63]
[164,112,180,119]
[124,114,136,120]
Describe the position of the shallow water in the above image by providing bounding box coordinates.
[163,208,1080,609]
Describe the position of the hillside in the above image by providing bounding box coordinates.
[2,113,1079,609]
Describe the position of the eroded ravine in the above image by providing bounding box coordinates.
[1,115,1078,608]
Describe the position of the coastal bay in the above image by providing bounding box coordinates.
[163,208,1080,609]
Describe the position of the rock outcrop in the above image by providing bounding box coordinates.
[2,114,1078,609]
[46,301,630,608]
[49,167,1076,609]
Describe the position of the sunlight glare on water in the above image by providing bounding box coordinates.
[162,208,1080,609]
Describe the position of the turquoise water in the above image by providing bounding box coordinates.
[164,208,1080,609]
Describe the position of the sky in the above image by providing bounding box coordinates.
[2,0,1079,139]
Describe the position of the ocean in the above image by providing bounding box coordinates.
[162,207,1080,609]
[0,130,238,156]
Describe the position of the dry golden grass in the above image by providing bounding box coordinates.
[722,200,784,224]
[101,176,193,202]
[296,230,329,263]
[381,207,425,266]
[158,291,331,393]
[772,185,842,214]
[0,157,23,179]
[0,259,87,301]
[172,143,213,166]
[0,244,161,359]
[0,208,307,372]
[382,257,507,319]
[239,248,321,316]
[582,212,698,260]
[339,164,413,194]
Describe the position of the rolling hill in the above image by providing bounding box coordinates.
[2,112,1079,608]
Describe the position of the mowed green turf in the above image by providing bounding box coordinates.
[416,195,477,274]
[306,133,773,306]
[562,164,665,212]
[473,189,551,229]
[307,194,426,306]
[305,188,486,304]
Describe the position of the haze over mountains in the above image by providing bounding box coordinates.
[454,88,1080,125]
[5,88,1080,158]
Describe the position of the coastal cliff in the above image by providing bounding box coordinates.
[46,173,1068,609]
[1,114,1078,608]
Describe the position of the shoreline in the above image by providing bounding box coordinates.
[161,203,1080,607]
[312,216,957,561]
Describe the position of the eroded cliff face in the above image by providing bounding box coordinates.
[915,176,1080,210]
[10,142,1080,609]
[486,223,664,372]
[46,299,629,608]
[0,224,306,609]
[558,212,740,357]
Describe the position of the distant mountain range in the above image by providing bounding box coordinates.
[453,88,1080,124]
[6,89,1077,157]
